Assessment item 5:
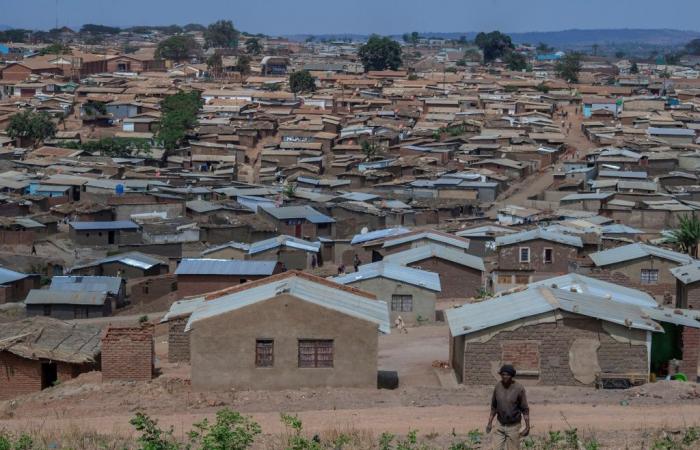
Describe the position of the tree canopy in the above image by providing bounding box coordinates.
[39,43,72,56]
[204,20,240,48]
[7,110,56,147]
[686,38,700,56]
[555,52,583,83]
[505,52,529,71]
[289,70,316,94]
[358,35,402,72]
[79,24,121,35]
[245,38,262,55]
[155,35,200,62]
[666,215,700,258]
[402,32,421,46]
[157,91,202,151]
[235,55,252,75]
[475,31,514,63]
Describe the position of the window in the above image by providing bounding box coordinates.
[497,274,513,284]
[641,269,659,285]
[519,247,530,263]
[391,295,413,312]
[543,248,553,264]
[43,305,52,316]
[298,339,334,368]
[255,339,274,368]
[240,279,248,284]
[515,274,530,285]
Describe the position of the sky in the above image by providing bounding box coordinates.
[2,0,700,35]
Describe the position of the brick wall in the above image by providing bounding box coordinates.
[129,274,177,304]
[101,325,155,382]
[168,317,190,363]
[497,240,579,273]
[680,327,700,382]
[461,316,648,386]
[408,257,483,298]
[0,352,41,400]
[501,341,540,372]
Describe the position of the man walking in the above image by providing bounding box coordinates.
[486,365,530,450]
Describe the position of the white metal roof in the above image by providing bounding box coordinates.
[590,243,694,267]
[330,262,441,292]
[383,243,485,271]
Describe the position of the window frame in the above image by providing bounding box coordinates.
[255,339,274,368]
[543,247,553,264]
[298,339,334,368]
[519,247,531,263]
[640,268,659,285]
[390,294,413,312]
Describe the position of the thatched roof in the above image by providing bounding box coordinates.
[0,317,102,364]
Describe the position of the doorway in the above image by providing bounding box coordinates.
[108,231,115,245]
[41,362,57,389]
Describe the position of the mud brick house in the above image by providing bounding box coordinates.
[0,266,40,303]
[70,252,169,279]
[0,317,101,400]
[366,230,473,261]
[101,324,155,382]
[672,263,700,310]
[202,235,322,270]
[258,205,335,239]
[455,225,516,257]
[331,262,441,324]
[383,243,485,298]
[25,290,111,319]
[183,271,389,391]
[69,220,141,246]
[174,258,284,297]
[446,275,700,385]
[493,228,584,292]
[49,275,126,308]
[590,243,694,298]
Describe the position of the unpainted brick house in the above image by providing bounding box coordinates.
[446,275,700,385]
[181,271,389,391]
[0,317,101,400]
[101,324,155,382]
[383,243,485,298]
[174,258,284,298]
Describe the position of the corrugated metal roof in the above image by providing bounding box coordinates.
[456,225,516,238]
[69,220,138,231]
[670,262,700,284]
[161,296,206,322]
[175,259,278,276]
[648,127,695,136]
[590,243,694,267]
[50,276,122,295]
[201,241,251,256]
[383,244,485,271]
[643,306,700,328]
[0,266,31,285]
[25,289,107,306]
[495,228,583,248]
[331,262,441,292]
[261,205,335,224]
[186,275,390,333]
[446,285,662,338]
[351,227,411,245]
[382,231,470,251]
[71,252,167,271]
[560,192,614,202]
[248,235,320,254]
[530,273,656,307]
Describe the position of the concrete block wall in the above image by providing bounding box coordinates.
[101,324,155,382]
[168,317,190,363]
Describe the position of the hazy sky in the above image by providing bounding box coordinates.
[2,0,700,35]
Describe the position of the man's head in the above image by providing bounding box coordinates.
[499,364,516,385]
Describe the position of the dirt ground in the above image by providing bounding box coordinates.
[1,324,700,448]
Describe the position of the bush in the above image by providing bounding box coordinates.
[188,408,261,449]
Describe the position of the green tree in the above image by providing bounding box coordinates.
[39,42,71,55]
[7,110,56,147]
[204,20,239,48]
[245,37,262,55]
[361,140,380,161]
[555,52,583,83]
[156,35,199,62]
[592,43,600,56]
[463,48,482,63]
[206,53,223,78]
[474,31,514,63]
[188,408,261,449]
[358,35,402,71]
[536,42,554,54]
[615,50,626,59]
[666,215,700,258]
[403,31,420,46]
[289,70,316,94]
[686,38,700,56]
[235,55,251,75]
[630,62,639,74]
[505,51,529,71]
[79,24,121,35]
[664,52,682,65]
[157,90,202,151]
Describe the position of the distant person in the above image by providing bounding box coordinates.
[486,365,530,450]
[311,254,317,269]
[353,254,361,272]
[30,244,37,255]
[337,264,346,275]
[394,315,408,334]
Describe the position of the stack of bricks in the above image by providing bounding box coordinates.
[680,327,700,382]
[101,324,155,382]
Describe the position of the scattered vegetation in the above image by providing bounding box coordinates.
[204,20,240,49]
[474,31,514,63]
[65,137,152,158]
[289,70,316,94]
[156,90,202,152]
[155,35,200,62]
[665,214,700,258]
[358,35,403,71]
[555,52,583,83]
[7,110,57,148]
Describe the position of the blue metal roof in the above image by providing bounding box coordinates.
[175,259,278,276]
[70,221,138,231]
[351,227,411,245]
[50,276,122,295]
[0,267,30,285]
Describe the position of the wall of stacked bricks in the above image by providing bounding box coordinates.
[461,317,648,385]
[680,327,700,381]
[101,325,155,382]
[408,258,483,298]
[128,274,177,304]
[0,352,42,400]
[168,317,191,363]
[497,240,578,273]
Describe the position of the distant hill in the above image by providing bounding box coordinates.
[0,24,11,31]
[288,28,700,48]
